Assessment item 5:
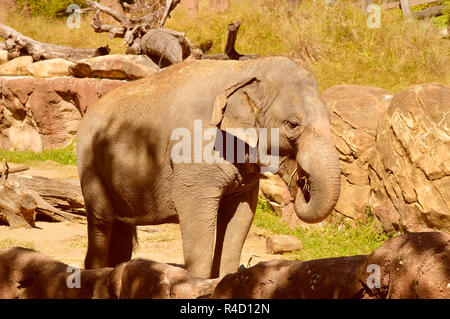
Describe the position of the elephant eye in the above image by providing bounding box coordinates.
[287,119,301,130]
[288,121,299,129]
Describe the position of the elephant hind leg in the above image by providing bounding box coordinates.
[107,220,136,267]
[81,168,115,269]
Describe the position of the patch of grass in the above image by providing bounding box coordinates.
[1,12,125,54]
[0,238,35,250]
[168,0,450,92]
[16,0,88,17]
[0,142,77,165]
[254,198,398,261]
[2,0,448,92]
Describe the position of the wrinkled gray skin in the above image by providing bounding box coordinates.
[77,56,341,279]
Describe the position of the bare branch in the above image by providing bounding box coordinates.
[85,0,130,25]
[91,13,126,38]
[0,21,109,61]
[160,0,174,27]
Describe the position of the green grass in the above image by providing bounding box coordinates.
[168,0,450,93]
[0,143,77,165]
[0,238,35,250]
[254,198,397,261]
[2,0,449,92]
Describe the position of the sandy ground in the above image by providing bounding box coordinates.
[0,161,287,269]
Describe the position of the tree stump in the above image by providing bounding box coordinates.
[266,235,303,254]
[0,181,37,228]
[0,160,85,228]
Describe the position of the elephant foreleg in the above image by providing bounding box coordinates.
[212,184,259,278]
[173,186,221,278]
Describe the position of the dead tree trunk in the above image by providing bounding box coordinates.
[0,22,110,62]
[0,183,37,229]
[0,161,85,228]
[86,0,191,66]
[201,21,258,61]
[415,5,445,19]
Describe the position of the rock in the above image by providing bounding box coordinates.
[3,126,42,152]
[0,232,447,299]
[321,84,392,220]
[280,202,315,229]
[0,50,8,65]
[212,256,368,298]
[0,247,112,298]
[96,259,219,299]
[0,77,127,151]
[0,56,33,76]
[368,84,450,232]
[27,58,75,78]
[360,232,450,299]
[0,247,218,299]
[259,172,292,216]
[69,54,159,80]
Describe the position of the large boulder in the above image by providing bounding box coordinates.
[259,172,292,215]
[321,84,392,220]
[27,58,75,78]
[0,56,33,76]
[69,54,159,80]
[368,84,450,233]
[259,85,392,228]
[0,247,217,299]
[0,247,111,299]
[212,256,368,298]
[0,232,447,299]
[0,50,8,65]
[0,77,127,151]
[360,232,450,299]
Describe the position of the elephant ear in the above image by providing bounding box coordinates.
[211,77,261,148]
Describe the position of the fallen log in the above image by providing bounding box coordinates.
[415,5,445,19]
[7,175,86,222]
[9,175,84,211]
[0,164,29,177]
[86,0,190,66]
[0,21,110,62]
[0,161,85,227]
[266,235,303,254]
[0,182,37,228]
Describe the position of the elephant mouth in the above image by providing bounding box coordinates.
[288,167,311,204]
[296,169,311,204]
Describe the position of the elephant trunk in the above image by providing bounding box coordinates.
[293,137,341,224]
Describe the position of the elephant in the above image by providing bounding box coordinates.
[76,56,341,279]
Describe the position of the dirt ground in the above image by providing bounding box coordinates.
[0,161,287,269]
